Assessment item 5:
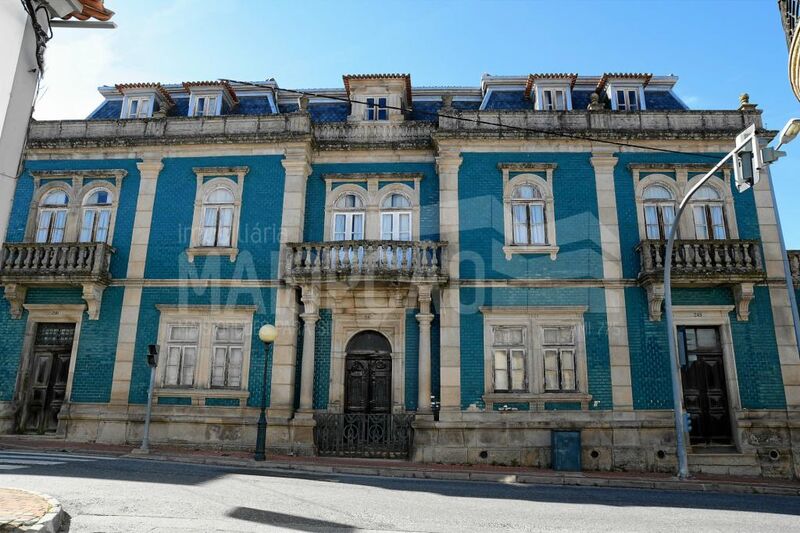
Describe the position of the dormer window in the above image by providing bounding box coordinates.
[615,88,640,111]
[191,94,220,117]
[541,89,568,111]
[525,75,576,112]
[124,96,152,119]
[365,97,388,121]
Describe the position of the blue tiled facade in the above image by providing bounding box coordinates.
[0,71,796,476]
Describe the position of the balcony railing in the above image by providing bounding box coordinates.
[637,239,765,283]
[790,250,800,287]
[314,121,435,149]
[780,0,800,48]
[0,242,114,283]
[284,240,447,282]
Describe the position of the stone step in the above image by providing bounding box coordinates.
[688,450,761,476]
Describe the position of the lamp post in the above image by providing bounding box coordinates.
[254,323,277,461]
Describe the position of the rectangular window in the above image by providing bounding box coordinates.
[616,89,639,111]
[333,212,364,240]
[193,96,218,117]
[492,326,527,392]
[710,206,726,239]
[541,89,567,111]
[164,324,200,387]
[511,203,546,245]
[211,324,245,388]
[36,209,67,243]
[201,206,234,247]
[644,205,676,240]
[79,208,112,243]
[366,97,388,121]
[693,205,709,239]
[542,326,577,392]
[124,97,151,119]
[381,212,412,241]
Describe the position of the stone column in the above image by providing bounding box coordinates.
[436,145,463,417]
[590,150,634,411]
[416,284,434,413]
[109,157,163,411]
[269,143,312,417]
[298,285,320,412]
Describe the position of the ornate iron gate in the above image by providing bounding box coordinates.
[314,413,415,458]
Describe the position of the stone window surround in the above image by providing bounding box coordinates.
[186,166,248,263]
[346,79,408,123]
[154,305,255,406]
[499,163,559,260]
[15,304,86,433]
[631,164,739,242]
[25,170,127,245]
[671,305,744,452]
[480,306,591,410]
[327,307,407,414]
[323,173,422,242]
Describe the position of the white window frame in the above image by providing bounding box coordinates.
[323,178,421,241]
[187,167,248,262]
[535,85,572,111]
[188,91,223,117]
[155,305,255,405]
[500,166,559,260]
[641,184,677,241]
[481,306,590,407]
[690,185,728,240]
[365,96,389,121]
[609,84,646,111]
[35,189,70,244]
[121,95,153,119]
[79,187,115,243]
[380,192,413,241]
[331,192,366,241]
[633,169,739,243]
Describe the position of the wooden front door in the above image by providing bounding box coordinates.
[22,323,76,434]
[680,326,732,445]
[344,330,392,414]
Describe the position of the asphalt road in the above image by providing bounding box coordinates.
[1,450,800,532]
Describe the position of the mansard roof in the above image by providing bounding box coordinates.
[60,0,114,21]
[114,83,175,106]
[182,81,240,104]
[342,73,413,103]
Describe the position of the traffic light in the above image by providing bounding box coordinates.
[683,411,693,433]
[147,344,159,368]
[733,124,764,193]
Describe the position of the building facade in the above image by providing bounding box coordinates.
[1,72,799,478]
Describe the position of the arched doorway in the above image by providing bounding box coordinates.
[344,330,392,414]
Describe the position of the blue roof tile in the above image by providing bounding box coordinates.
[484,90,529,110]
[88,100,122,120]
[407,101,440,122]
[230,96,274,115]
[644,90,687,110]
[571,90,594,111]
[308,102,350,122]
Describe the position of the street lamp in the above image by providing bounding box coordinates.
[254,324,277,461]
[663,119,800,479]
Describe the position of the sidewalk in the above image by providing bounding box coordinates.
[0,488,63,532]
[2,435,800,497]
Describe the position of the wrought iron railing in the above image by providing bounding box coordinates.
[780,0,800,48]
[790,250,800,287]
[314,413,415,458]
[637,239,765,281]
[0,242,114,282]
[284,240,447,281]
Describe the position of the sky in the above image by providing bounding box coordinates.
[34,0,800,248]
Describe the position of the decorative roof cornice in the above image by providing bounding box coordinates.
[524,73,578,99]
[61,0,114,21]
[597,73,653,92]
[182,81,239,104]
[342,73,413,103]
[115,83,175,106]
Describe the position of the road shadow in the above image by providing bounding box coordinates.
[226,507,356,532]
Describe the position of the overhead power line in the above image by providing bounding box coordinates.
[221,78,736,161]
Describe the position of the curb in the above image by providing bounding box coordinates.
[2,489,63,533]
[123,453,800,497]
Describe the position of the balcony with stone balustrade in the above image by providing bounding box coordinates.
[283,240,448,285]
[635,239,765,322]
[0,242,114,320]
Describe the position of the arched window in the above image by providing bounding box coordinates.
[380,193,412,241]
[691,185,726,239]
[332,192,365,241]
[642,184,676,240]
[35,189,70,243]
[511,183,547,245]
[201,186,235,247]
[79,188,113,243]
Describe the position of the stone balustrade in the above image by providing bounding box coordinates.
[314,121,435,149]
[284,240,447,282]
[0,242,114,282]
[637,239,765,283]
[790,250,800,287]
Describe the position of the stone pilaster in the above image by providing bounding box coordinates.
[269,143,312,416]
[416,284,433,413]
[298,285,320,412]
[109,157,162,405]
[590,150,633,411]
[436,145,463,417]
[754,170,800,408]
